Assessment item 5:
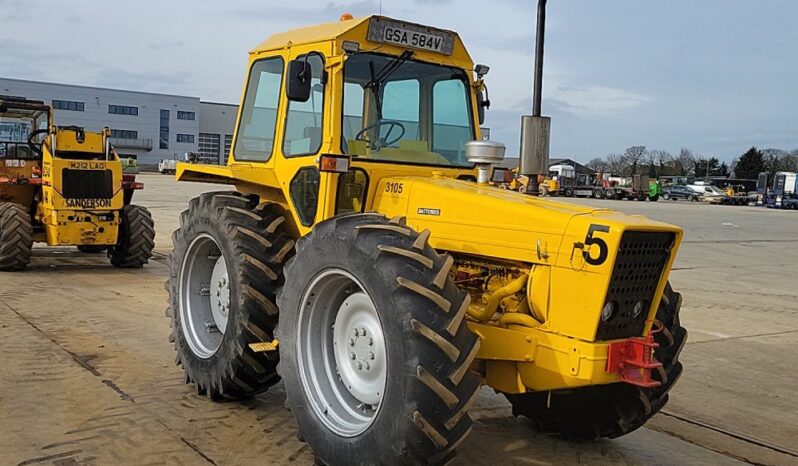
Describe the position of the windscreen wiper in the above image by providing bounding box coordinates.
[365,50,414,118]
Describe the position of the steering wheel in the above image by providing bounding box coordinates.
[354,120,405,150]
[27,128,49,156]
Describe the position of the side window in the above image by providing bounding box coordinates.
[234,57,284,161]
[290,167,320,226]
[382,79,420,142]
[342,82,365,148]
[433,78,471,162]
[335,169,368,215]
[283,54,325,157]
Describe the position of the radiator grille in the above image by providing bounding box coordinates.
[62,169,114,199]
[596,231,675,340]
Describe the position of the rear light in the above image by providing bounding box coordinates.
[122,174,136,182]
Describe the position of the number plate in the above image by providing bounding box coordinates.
[367,17,454,55]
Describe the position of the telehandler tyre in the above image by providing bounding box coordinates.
[108,205,155,268]
[277,213,481,466]
[505,282,685,439]
[168,192,294,398]
[0,202,33,271]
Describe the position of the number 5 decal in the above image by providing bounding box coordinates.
[584,224,610,266]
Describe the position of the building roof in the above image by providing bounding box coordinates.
[0,76,198,101]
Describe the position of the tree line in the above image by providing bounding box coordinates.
[584,146,798,180]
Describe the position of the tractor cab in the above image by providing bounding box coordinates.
[177,15,492,234]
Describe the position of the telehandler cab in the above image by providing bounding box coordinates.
[167,15,686,465]
[0,97,155,270]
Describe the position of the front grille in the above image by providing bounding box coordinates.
[596,231,675,340]
[62,169,114,199]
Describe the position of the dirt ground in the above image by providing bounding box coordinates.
[1,173,796,465]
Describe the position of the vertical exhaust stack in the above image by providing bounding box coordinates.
[519,0,550,195]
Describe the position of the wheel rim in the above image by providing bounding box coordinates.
[179,234,230,359]
[296,268,387,437]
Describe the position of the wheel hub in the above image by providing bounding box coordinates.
[296,269,387,437]
[210,256,230,331]
[178,234,229,359]
[333,292,386,407]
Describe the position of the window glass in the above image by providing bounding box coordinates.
[234,57,284,161]
[341,53,474,167]
[290,167,320,226]
[335,169,368,215]
[382,79,420,140]
[433,79,471,160]
[283,54,325,157]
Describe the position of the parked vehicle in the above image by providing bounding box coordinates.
[769,171,798,209]
[687,184,726,203]
[661,185,699,201]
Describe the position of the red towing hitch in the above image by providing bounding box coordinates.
[606,321,663,388]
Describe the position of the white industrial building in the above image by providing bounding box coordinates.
[0,77,237,168]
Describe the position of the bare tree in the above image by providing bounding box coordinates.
[585,157,609,173]
[674,148,695,176]
[782,150,798,172]
[624,145,647,175]
[606,153,628,176]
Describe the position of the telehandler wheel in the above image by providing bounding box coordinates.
[77,245,106,253]
[0,202,33,271]
[168,192,294,399]
[277,214,481,466]
[108,205,155,268]
[505,282,686,440]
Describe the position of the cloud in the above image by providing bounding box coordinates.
[546,85,650,116]
[93,68,194,95]
[0,0,29,20]
[149,40,186,51]
[225,1,380,23]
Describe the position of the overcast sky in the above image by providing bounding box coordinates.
[1,0,795,162]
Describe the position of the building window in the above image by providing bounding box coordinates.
[199,133,220,163]
[177,111,195,120]
[177,133,195,144]
[160,109,170,149]
[110,129,138,139]
[223,134,233,165]
[52,99,84,112]
[108,104,139,116]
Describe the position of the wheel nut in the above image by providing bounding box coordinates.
[349,352,356,360]
[353,328,360,337]
[364,362,370,371]
[355,361,363,370]
[366,337,373,346]
[348,339,355,347]
[361,328,367,337]
[368,351,375,360]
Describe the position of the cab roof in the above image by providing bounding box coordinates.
[250,15,474,69]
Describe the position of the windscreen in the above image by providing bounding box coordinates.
[342,53,475,168]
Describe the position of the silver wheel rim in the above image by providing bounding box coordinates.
[179,234,230,359]
[296,268,387,437]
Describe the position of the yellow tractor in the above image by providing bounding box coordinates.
[0,97,155,270]
[167,15,686,465]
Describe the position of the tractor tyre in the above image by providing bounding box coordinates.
[277,213,481,466]
[77,245,106,253]
[505,282,686,440]
[564,187,574,197]
[108,205,155,268]
[167,192,294,399]
[0,202,33,271]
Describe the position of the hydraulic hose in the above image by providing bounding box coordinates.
[467,273,529,322]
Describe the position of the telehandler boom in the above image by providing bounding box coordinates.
[166,15,686,465]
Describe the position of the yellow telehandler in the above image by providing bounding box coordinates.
[166,15,686,465]
[0,97,155,270]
